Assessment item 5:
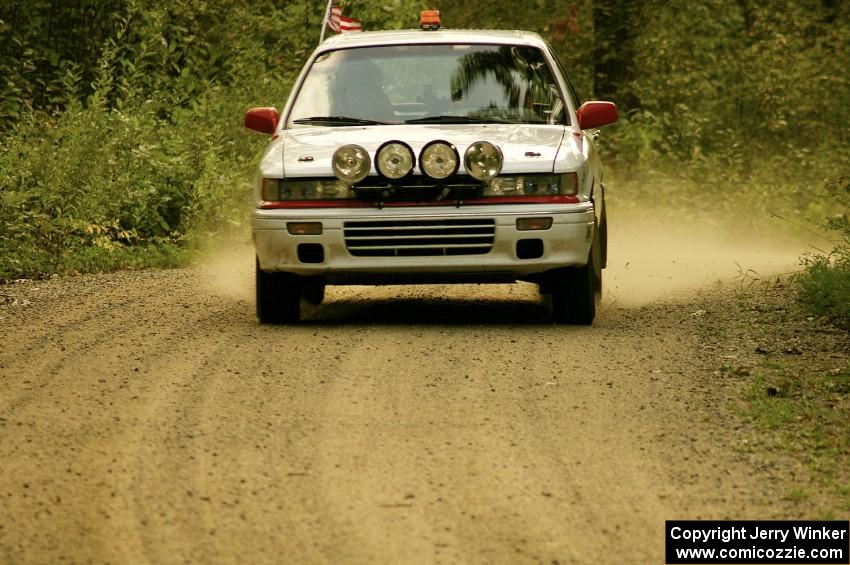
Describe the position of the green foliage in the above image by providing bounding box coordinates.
[797,176,850,330]
[604,1,850,223]
[0,0,127,125]
[744,361,850,510]
[0,1,253,278]
[0,0,419,279]
[799,251,850,329]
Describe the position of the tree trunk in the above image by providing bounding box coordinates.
[592,0,639,110]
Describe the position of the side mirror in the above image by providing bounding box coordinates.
[576,101,618,130]
[244,107,280,134]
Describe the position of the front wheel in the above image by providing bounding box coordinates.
[256,260,300,324]
[549,264,598,325]
[301,280,325,306]
[548,230,602,325]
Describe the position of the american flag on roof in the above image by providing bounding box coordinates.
[339,15,362,32]
[327,5,341,32]
[327,5,362,33]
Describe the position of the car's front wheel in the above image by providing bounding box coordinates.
[301,280,325,306]
[548,229,601,325]
[256,260,300,323]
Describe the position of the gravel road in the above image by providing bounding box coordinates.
[0,224,815,564]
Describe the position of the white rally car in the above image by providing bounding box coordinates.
[245,14,618,324]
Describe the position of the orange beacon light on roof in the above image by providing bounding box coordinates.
[420,10,440,30]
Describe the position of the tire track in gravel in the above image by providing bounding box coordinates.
[0,270,208,414]
[0,273,258,563]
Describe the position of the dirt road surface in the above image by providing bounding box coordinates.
[0,221,817,563]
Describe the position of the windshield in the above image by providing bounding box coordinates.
[287,44,567,127]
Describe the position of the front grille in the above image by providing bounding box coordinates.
[344,219,495,257]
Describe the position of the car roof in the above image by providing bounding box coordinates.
[318,29,549,51]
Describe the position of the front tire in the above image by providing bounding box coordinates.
[599,211,608,270]
[549,227,602,325]
[256,260,300,323]
[301,280,325,306]
[549,264,597,325]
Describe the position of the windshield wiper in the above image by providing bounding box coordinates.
[404,115,521,125]
[292,116,390,126]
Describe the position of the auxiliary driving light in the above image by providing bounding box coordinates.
[419,141,459,180]
[332,144,371,184]
[464,141,503,181]
[376,141,415,179]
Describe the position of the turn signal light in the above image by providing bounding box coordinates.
[287,222,323,236]
[516,217,553,231]
[420,10,440,30]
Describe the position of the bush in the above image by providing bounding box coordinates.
[0,39,250,278]
[798,252,850,330]
[796,176,850,330]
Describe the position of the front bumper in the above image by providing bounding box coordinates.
[253,202,595,284]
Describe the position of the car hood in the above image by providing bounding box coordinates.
[272,124,570,178]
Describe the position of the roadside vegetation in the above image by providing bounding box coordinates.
[1,0,848,327]
[703,284,850,515]
[0,0,417,278]
[796,176,850,330]
[747,360,850,516]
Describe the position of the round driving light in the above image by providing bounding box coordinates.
[419,141,459,180]
[332,144,371,184]
[376,141,415,179]
[464,141,503,181]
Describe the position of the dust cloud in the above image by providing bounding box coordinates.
[604,212,812,306]
[196,238,255,302]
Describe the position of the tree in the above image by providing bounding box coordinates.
[591,0,640,110]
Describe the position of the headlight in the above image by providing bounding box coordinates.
[481,173,578,197]
[419,141,459,180]
[376,141,415,180]
[464,141,503,181]
[332,144,371,184]
[262,178,356,201]
[262,178,282,201]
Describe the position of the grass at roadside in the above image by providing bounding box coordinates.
[746,365,850,515]
[797,249,850,332]
[795,176,850,331]
[700,282,850,517]
[0,240,190,283]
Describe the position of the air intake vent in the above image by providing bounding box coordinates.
[344,218,495,257]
